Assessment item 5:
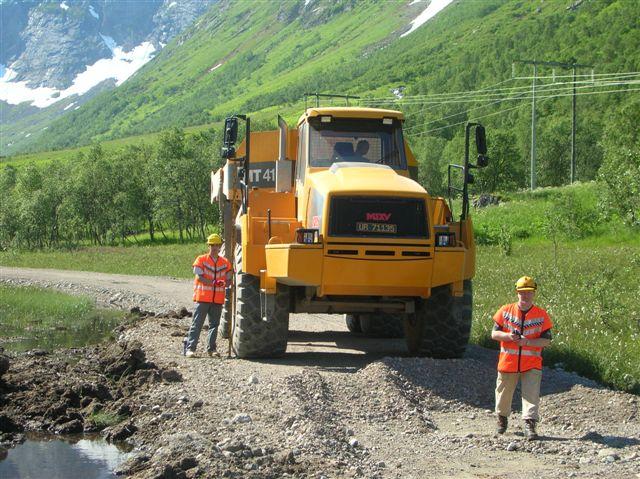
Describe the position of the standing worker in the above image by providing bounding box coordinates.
[491,276,552,440]
[185,233,232,358]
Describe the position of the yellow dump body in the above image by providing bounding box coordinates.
[230,107,475,301]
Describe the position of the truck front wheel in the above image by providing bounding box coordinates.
[404,280,473,358]
[232,245,289,358]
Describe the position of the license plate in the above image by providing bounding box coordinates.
[356,222,397,233]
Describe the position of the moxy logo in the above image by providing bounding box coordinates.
[366,212,392,221]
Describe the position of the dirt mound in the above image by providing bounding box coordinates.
[0,339,181,450]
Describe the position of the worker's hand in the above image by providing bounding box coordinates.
[215,279,225,287]
[509,332,521,342]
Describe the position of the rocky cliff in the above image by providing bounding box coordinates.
[0,0,216,90]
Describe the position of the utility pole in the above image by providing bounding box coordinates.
[571,63,577,183]
[513,59,594,189]
[531,63,537,190]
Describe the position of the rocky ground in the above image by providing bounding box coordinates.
[0,268,639,478]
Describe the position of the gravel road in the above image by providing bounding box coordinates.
[1,267,639,478]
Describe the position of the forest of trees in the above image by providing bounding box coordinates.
[0,129,222,249]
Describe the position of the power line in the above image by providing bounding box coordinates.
[360,72,640,104]
[364,77,640,107]
[392,80,640,134]
[406,86,640,138]
[410,103,529,136]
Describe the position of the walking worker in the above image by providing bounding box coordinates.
[491,276,552,440]
[185,233,232,358]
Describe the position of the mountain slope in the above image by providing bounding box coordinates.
[19,0,425,151]
[12,0,640,174]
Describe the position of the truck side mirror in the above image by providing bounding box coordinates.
[224,117,238,145]
[221,117,238,159]
[475,125,487,155]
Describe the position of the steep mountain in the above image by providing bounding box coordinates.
[0,0,216,154]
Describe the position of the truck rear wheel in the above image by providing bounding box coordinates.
[345,314,362,333]
[232,245,289,358]
[360,313,404,338]
[404,280,472,358]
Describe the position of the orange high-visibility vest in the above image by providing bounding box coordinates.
[493,303,552,373]
[192,254,231,304]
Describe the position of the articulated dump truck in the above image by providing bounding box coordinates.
[212,97,488,359]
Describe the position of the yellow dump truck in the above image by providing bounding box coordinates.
[212,95,488,358]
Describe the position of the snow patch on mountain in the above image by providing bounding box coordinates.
[401,0,453,37]
[89,5,99,19]
[0,41,156,108]
[60,2,69,11]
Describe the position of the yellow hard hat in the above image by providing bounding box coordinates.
[515,276,537,292]
[207,233,223,245]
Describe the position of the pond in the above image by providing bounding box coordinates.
[0,434,133,479]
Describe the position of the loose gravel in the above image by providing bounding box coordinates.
[1,268,639,478]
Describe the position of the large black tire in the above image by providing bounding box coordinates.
[404,280,473,358]
[218,243,232,339]
[345,314,362,333]
[360,313,405,338]
[232,244,290,358]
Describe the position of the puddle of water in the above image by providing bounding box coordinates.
[0,315,120,353]
[0,434,132,479]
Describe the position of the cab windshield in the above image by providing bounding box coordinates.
[308,118,407,170]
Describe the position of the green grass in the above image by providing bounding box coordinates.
[87,411,125,428]
[0,242,203,279]
[0,284,124,352]
[473,242,640,394]
[472,182,639,246]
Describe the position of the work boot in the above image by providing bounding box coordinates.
[496,415,508,434]
[207,351,221,358]
[524,419,539,440]
[185,350,196,358]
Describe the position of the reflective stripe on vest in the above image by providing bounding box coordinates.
[193,254,230,304]
[495,303,551,373]
[500,347,541,357]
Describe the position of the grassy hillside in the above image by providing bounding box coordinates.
[15,0,639,180]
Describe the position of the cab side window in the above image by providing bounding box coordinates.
[296,123,308,187]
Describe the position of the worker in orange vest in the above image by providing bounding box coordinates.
[185,233,232,358]
[491,276,552,440]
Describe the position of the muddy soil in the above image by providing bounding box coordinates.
[1,268,639,478]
